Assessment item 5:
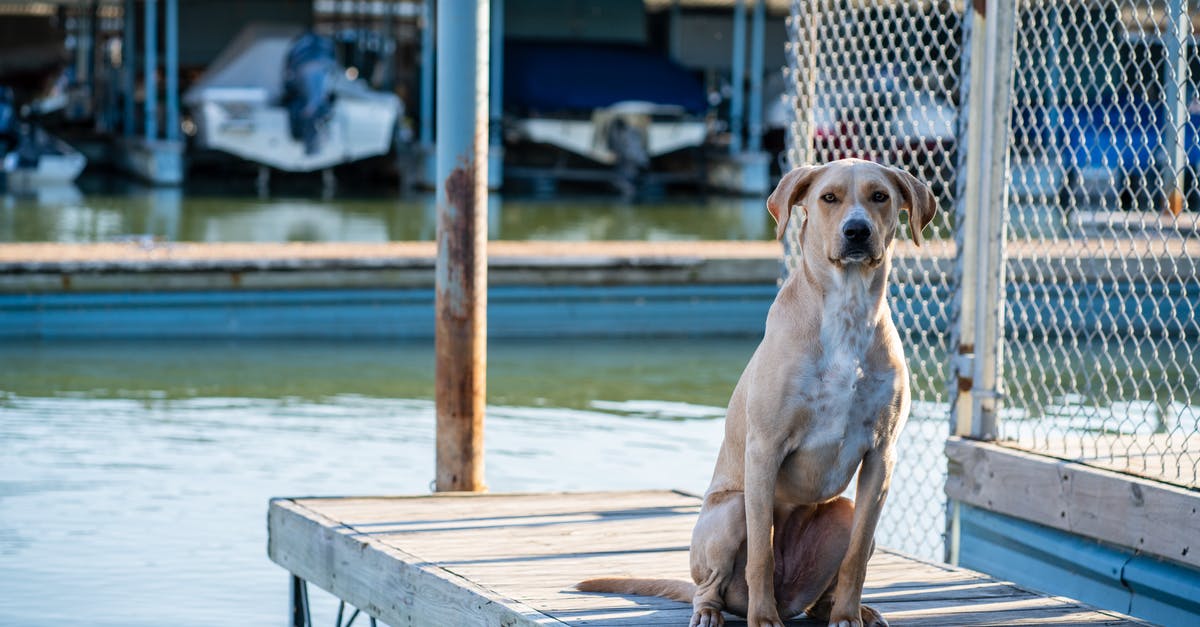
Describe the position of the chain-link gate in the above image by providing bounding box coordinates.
[784,0,1198,563]
[1000,0,1199,489]
[784,0,967,561]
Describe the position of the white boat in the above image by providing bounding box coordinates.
[513,101,707,167]
[2,126,87,187]
[184,24,401,172]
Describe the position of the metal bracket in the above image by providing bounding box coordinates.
[952,353,975,377]
[970,388,1005,401]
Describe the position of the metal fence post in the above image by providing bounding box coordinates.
[947,0,1017,564]
[954,0,1016,441]
[434,0,489,493]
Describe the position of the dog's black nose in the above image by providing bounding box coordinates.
[842,219,872,244]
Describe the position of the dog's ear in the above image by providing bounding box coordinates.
[767,165,823,241]
[886,166,936,247]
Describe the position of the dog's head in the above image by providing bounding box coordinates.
[766,159,936,268]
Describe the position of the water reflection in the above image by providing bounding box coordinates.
[1,179,774,243]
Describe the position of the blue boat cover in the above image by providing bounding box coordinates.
[504,40,708,116]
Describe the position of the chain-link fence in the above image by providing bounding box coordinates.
[784,0,966,560]
[784,0,1199,563]
[1000,0,1200,488]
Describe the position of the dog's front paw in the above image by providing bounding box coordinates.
[690,607,724,627]
[747,610,785,627]
[828,603,888,627]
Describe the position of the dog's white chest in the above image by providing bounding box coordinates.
[792,344,872,448]
[781,281,890,498]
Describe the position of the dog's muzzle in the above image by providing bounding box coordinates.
[838,218,875,262]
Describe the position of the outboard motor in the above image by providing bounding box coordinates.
[282,32,336,155]
[14,124,42,169]
[604,114,650,200]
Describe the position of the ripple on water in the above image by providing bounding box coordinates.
[0,392,733,626]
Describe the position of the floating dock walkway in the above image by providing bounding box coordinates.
[2,239,1195,340]
[268,490,1149,626]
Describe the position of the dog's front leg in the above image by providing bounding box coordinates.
[827,447,893,627]
[744,438,786,627]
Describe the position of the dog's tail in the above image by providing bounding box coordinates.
[575,577,696,603]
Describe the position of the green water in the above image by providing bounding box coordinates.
[0,181,776,243]
[0,338,752,409]
[0,338,953,627]
[0,339,750,627]
[4,335,1196,625]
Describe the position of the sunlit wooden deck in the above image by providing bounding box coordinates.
[267,490,1150,626]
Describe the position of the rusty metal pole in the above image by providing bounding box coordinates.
[434,0,489,492]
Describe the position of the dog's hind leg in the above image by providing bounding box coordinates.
[688,490,749,627]
[801,525,887,627]
[772,497,855,620]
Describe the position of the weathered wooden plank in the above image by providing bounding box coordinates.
[299,490,700,521]
[560,605,1130,627]
[516,598,695,615]
[946,437,1200,569]
[531,586,1089,625]
[863,581,1033,602]
[5,238,1195,294]
[267,499,565,626]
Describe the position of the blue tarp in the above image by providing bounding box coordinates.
[503,40,708,115]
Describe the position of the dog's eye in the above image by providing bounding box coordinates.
[872,191,889,202]
[821,193,837,203]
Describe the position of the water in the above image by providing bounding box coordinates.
[0,339,757,626]
[3,338,1192,626]
[0,181,775,243]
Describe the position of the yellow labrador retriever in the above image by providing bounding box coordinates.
[579,159,935,627]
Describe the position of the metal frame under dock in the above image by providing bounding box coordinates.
[268,490,1149,626]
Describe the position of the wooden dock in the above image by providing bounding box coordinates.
[267,490,1149,626]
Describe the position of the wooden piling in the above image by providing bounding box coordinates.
[434,0,489,492]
